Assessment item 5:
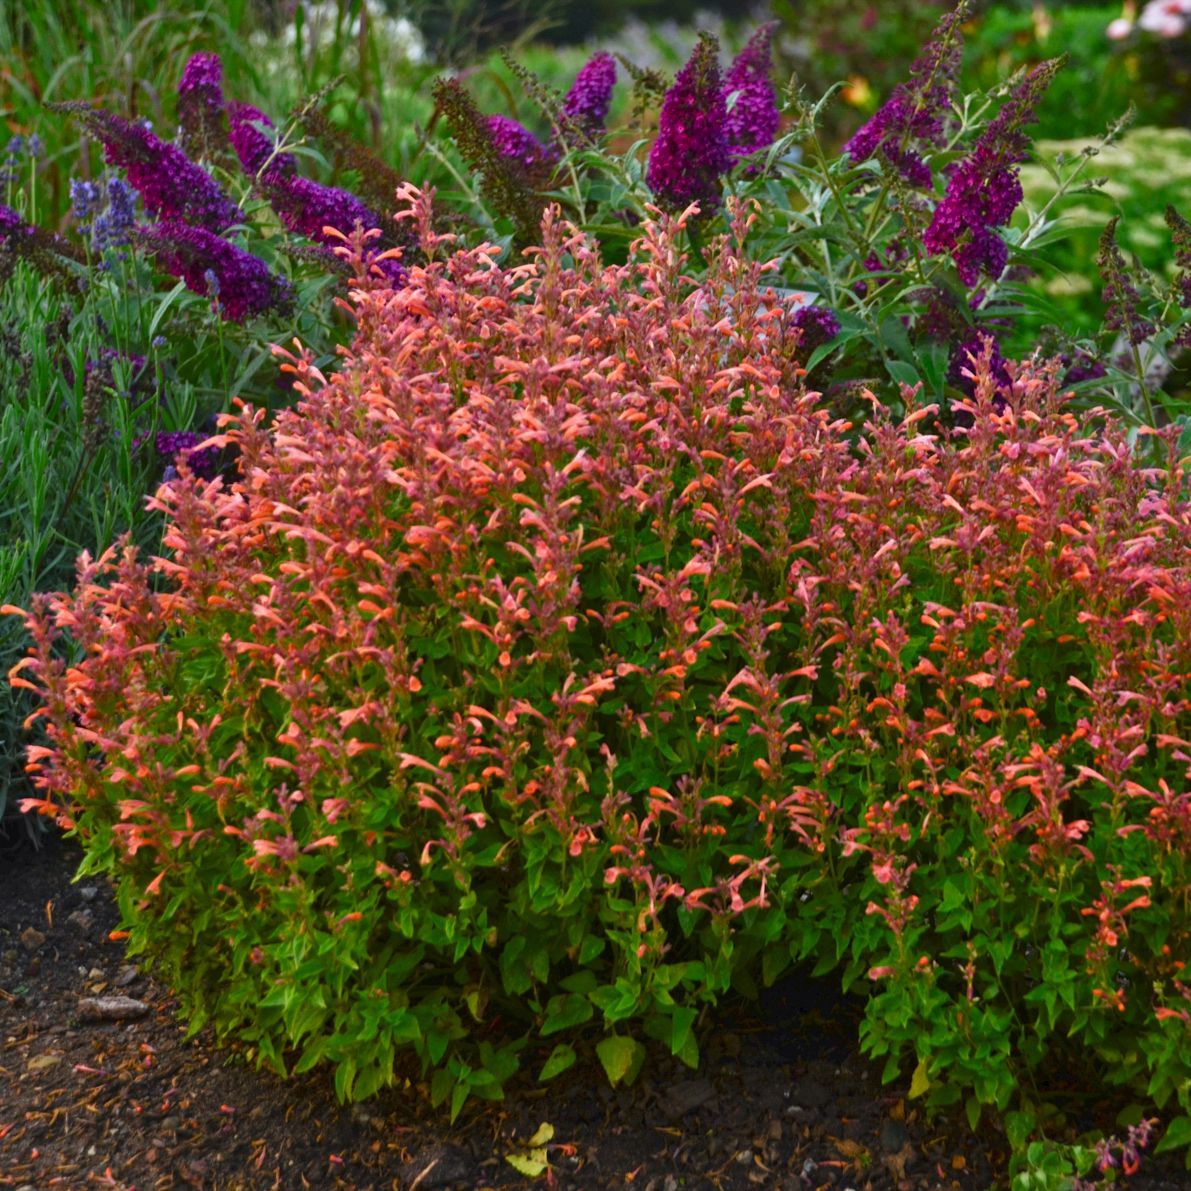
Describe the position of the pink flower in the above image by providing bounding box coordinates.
[1106,17,1134,39]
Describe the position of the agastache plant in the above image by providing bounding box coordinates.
[10,191,1190,1170]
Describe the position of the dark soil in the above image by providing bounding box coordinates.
[0,828,1183,1191]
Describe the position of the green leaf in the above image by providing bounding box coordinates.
[670,1005,697,1058]
[1155,1114,1191,1155]
[540,992,594,1036]
[538,1043,577,1082]
[596,1035,645,1087]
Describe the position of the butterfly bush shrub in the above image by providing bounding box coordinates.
[9,191,1191,1160]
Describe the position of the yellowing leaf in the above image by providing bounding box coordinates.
[909,1057,930,1099]
[596,1035,644,1087]
[527,1122,554,1147]
[506,1149,549,1178]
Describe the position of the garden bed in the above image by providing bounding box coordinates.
[1,829,1186,1190]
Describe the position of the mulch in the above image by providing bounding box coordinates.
[0,827,1184,1190]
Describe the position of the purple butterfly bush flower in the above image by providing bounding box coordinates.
[77,108,241,233]
[177,52,226,157]
[646,34,732,214]
[791,303,841,354]
[722,23,780,163]
[484,115,558,178]
[562,51,617,137]
[228,101,296,179]
[923,57,1061,285]
[155,430,221,480]
[142,221,293,322]
[263,174,406,284]
[845,5,966,189]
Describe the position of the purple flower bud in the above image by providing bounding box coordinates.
[1097,216,1155,346]
[228,101,295,178]
[563,52,617,137]
[722,23,780,163]
[70,178,101,225]
[78,107,241,233]
[646,34,731,214]
[143,221,293,322]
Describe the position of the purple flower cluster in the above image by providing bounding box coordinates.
[79,107,241,233]
[722,23,780,163]
[263,174,406,284]
[563,52,617,137]
[228,101,295,178]
[844,5,966,188]
[177,52,225,155]
[155,430,221,481]
[791,303,841,354]
[484,115,558,177]
[143,221,292,322]
[1061,349,1107,385]
[923,58,1061,285]
[646,35,732,214]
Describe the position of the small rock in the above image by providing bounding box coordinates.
[879,1118,909,1153]
[67,910,93,932]
[735,1148,754,1165]
[19,927,45,953]
[115,965,139,988]
[791,1077,829,1109]
[78,886,99,903]
[396,1145,475,1189]
[77,995,149,1022]
[88,967,104,980]
[765,1118,782,1143]
[663,1177,678,1191]
[660,1076,716,1120]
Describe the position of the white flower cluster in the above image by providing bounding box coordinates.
[1108,0,1191,40]
[249,0,427,65]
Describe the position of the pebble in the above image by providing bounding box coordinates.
[660,1076,716,1120]
[19,927,45,953]
[735,1148,754,1165]
[67,910,94,932]
[879,1118,910,1153]
[79,886,99,902]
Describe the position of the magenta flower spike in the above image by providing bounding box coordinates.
[78,108,241,233]
[923,57,1062,284]
[844,4,967,189]
[722,23,780,163]
[646,34,731,214]
[563,51,617,137]
[228,101,296,179]
[143,221,293,322]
